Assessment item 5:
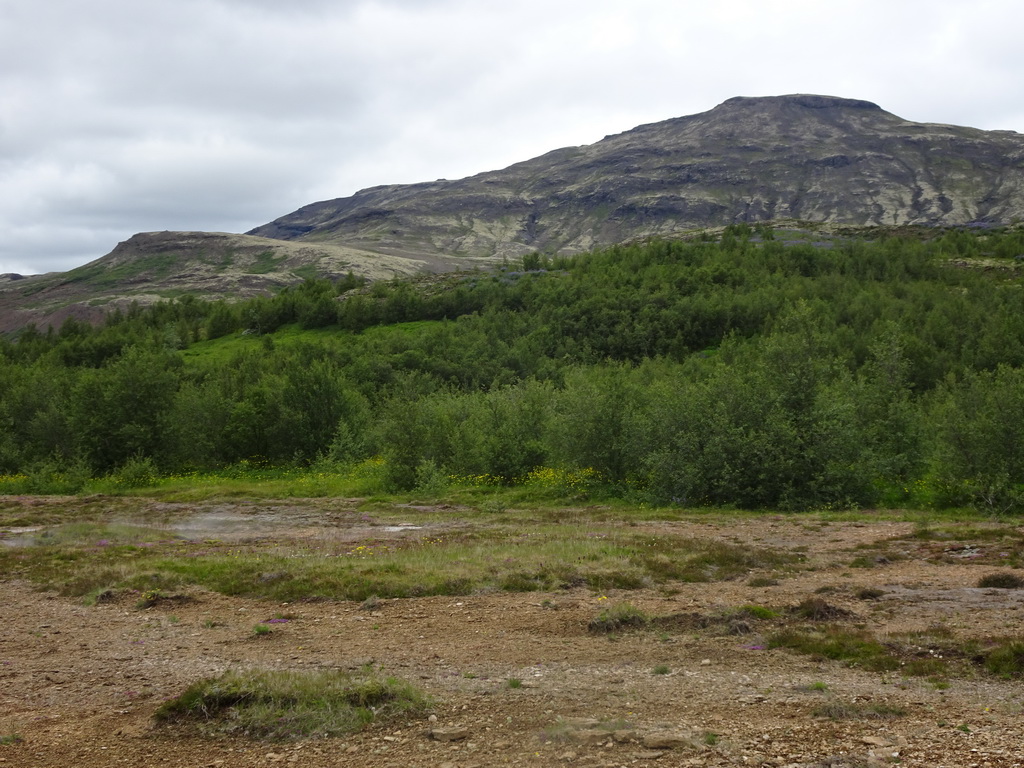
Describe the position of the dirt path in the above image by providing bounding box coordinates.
[2,507,1024,767]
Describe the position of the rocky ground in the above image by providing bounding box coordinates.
[2,504,1023,767]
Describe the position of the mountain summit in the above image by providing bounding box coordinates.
[249,94,1024,260]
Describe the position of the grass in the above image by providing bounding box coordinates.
[788,598,853,621]
[769,622,1024,682]
[2,513,798,603]
[983,641,1024,678]
[736,604,780,620]
[767,627,901,672]
[153,666,429,740]
[588,602,650,633]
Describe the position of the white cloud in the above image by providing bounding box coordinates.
[1,0,1022,275]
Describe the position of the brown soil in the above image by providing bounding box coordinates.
[2,501,1024,767]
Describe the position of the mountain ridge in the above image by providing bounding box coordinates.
[3,94,1023,333]
[248,93,1024,260]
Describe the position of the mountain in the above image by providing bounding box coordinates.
[249,94,1024,259]
[4,94,1023,333]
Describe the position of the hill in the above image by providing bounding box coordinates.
[250,94,1024,258]
[3,93,1023,333]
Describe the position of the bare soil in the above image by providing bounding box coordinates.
[2,500,1023,768]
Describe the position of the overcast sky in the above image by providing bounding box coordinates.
[3,0,1023,275]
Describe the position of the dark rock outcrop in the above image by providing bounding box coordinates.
[248,94,1024,259]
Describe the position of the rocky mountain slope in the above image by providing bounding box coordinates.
[4,94,1023,333]
[249,94,1024,260]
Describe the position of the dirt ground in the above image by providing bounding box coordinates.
[2,500,1023,768]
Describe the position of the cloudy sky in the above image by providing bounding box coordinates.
[3,0,1023,275]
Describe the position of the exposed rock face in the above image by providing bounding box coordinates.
[249,94,1024,259]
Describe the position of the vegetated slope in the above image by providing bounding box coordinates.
[250,94,1024,260]
[0,232,486,335]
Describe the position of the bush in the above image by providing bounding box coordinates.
[977,573,1024,589]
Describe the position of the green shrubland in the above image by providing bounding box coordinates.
[4,225,1024,512]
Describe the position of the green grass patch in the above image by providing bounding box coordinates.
[245,251,286,274]
[767,627,902,672]
[4,513,797,602]
[768,624,1024,681]
[62,252,181,288]
[984,641,1024,678]
[153,666,429,740]
[736,604,780,620]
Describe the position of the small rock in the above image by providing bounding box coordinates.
[572,729,610,745]
[862,735,894,747]
[700,659,711,666]
[430,727,469,742]
[643,732,694,750]
[632,751,666,760]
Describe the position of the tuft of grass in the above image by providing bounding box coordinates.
[588,602,650,634]
[984,641,1024,678]
[747,576,779,587]
[506,678,523,689]
[0,733,23,746]
[359,595,382,611]
[977,572,1024,589]
[736,604,780,620]
[252,623,272,637]
[153,666,429,740]
[789,598,853,621]
[652,664,670,675]
[767,627,900,672]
